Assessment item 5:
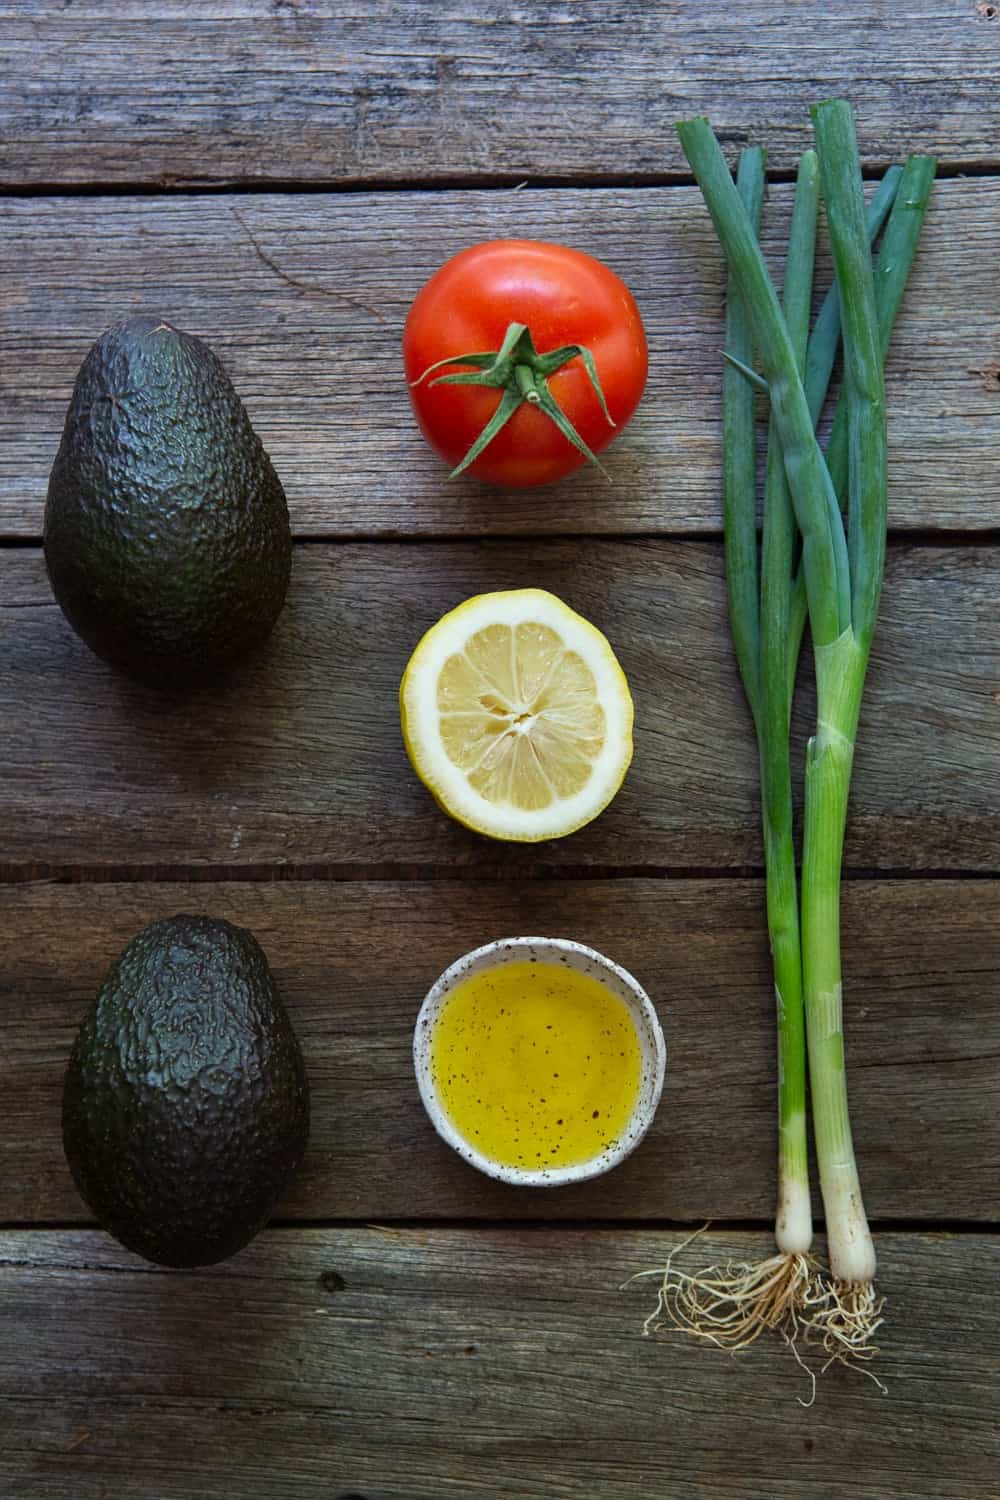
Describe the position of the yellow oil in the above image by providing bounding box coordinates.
[429,959,642,1169]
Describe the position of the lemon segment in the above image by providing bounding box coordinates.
[399,589,634,841]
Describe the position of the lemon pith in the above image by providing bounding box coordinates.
[400,589,633,842]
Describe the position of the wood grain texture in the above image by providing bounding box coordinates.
[2,541,999,873]
[2,878,997,1224]
[2,1,1000,188]
[1,1227,998,1498]
[2,178,997,539]
[3,11,997,1488]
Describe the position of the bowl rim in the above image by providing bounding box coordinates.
[413,935,666,1188]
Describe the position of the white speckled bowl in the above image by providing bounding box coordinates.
[413,937,666,1187]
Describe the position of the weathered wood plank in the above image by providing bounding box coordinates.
[2,879,997,1224]
[1,1227,997,1498]
[2,542,998,872]
[1,178,996,538]
[2,1,999,187]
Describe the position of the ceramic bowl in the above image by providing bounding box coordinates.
[413,936,666,1187]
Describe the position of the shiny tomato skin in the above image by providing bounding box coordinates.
[402,239,648,488]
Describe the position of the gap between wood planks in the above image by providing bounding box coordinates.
[2,157,1000,199]
[4,532,1000,551]
[2,863,999,886]
[1,1215,996,1238]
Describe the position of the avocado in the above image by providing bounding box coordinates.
[62,915,310,1268]
[44,317,291,682]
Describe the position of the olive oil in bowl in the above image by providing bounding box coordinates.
[414,938,665,1186]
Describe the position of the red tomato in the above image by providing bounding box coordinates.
[402,239,648,488]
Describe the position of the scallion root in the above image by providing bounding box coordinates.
[625,1227,820,1353]
[625,1229,889,1397]
[797,1276,887,1390]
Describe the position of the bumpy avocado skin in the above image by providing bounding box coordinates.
[62,916,310,1268]
[44,317,291,681]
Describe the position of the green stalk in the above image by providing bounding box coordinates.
[801,103,936,1285]
[676,116,848,649]
[721,146,814,1254]
[823,155,938,528]
[722,146,767,722]
[805,102,884,1284]
[759,150,818,1254]
[787,160,925,655]
[759,162,917,1255]
[816,106,887,656]
[801,628,870,1282]
[804,165,902,429]
[791,164,905,657]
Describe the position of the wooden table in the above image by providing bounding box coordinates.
[2,5,999,1496]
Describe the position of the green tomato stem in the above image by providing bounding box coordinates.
[515,364,542,404]
[410,321,615,480]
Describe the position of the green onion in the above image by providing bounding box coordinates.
[744,156,908,1275]
[722,144,820,1290]
[801,100,885,1296]
[642,153,894,1347]
[759,149,819,1265]
[760,162,906,1269]
[800,119,936,1323]
[639,102,934,1375]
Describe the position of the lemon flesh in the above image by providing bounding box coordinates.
[400,589,633,841]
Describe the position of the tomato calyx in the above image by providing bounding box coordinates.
[409,320,616,480]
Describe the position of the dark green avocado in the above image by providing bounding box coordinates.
[62,915,310,1268]
[44,316,292,682]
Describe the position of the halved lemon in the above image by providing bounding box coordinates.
[399,588,633,842]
